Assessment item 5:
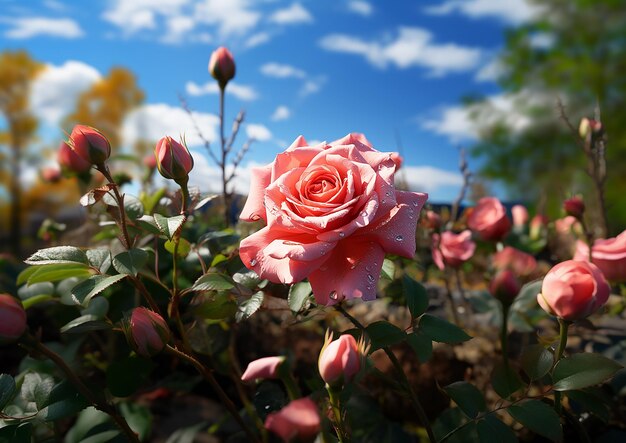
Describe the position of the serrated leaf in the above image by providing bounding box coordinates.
[136,215,162,235]
[192,273,235,292]
[521,344,553,381]
[79,185,113,207]
[508,400,562,442]
[366,321,406,352]
[71,274,127,306]
[27,264,92,284]
[492,362,524,399]
[444,382,486,419]
[419,314,471,343]
[103,193,144,219]
[0,374,17,410]
[165,238,191,258]
[235,291,264,322]
[381,258,395,280]
[403,275,428,318]
[553,353,622,391]
[288,281,312,313]
[86,249,111,273]
[406,331,432,363]
[154,214,185,240]
[477,415,517,443]
[112,249,149,276]
[192,194,218,211]
[232,269,262,289]
[25,246,89,265]
[60,315,111,334]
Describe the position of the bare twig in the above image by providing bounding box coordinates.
[448,148,472,227]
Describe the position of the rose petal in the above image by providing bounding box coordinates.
[240,164,271,222]
[308,239,385,305]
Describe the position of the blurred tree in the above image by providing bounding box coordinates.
[470,0,626,236]
[64,67,144,151]
[0,50,44,257]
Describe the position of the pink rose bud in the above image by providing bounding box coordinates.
[143,153,157,170]
[127,307,170,357]
[154,136,194,182]
[467,197,511,242]
[41,166,62,183]
[490,270,521,305]
[537,260,610,321]
[58,140,92,174]
[492,246,537,277]
[68,125,111,166]
[423,210,442,230]
[318,331,365,386]
[563,195,585,219]
[264,398,321,442]
[529,214,548,240]
[574,230,626,282]
[511,204,529,227]
[241,356,285,382]
[432,230,476,270]
[208,46,236,88]
[0,294,27,345]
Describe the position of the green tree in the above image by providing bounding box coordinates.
[470,0,626,236]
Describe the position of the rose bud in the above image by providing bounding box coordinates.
[58,140,92,174]
[154,136,194,182]
[0,294,27,345]
[423,210,442,230]
[529,214,548,241]
[69,125,111,165]
[467,197,511,242]
[143,153,157,170]
[511,204,528,227]
[40,166,62,183]
[490,270,521,305]
[492,246,537,277]
[432,230,476,270]
[574,229,626,282]
[563,195,585,219]
[318,331,366,386]
[537,260,610,321]
[127,307,170,357]
[208,46,236,88]
[264,398,320,443]
[241,356,286,382]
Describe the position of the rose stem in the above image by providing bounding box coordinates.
[553,318,570,414]
[327,384,348,443]
[500,302,510,370]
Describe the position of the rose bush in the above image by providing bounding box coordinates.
[239,133,427,305]
[574,230,626,282]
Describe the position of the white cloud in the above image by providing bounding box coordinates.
[271,106,291,121]
[402,165,463,193]
[102,0,188,34]
[260,62,306,79]
[347,1,373,17]
[246,124,272,141]
[193,0,261,37]
[162,15,196,43]
[123,103,219,148]
[245,32,270,48]
[424,0,538,25]
[529,33,554,49]
[189,158,263,195]
[2,16,84,39]
[474,57,503,82]
[299,78,325,97]
[31,61,101,126]
[185,81,259,101]
[319,27,482,76]
[269,3,313,25]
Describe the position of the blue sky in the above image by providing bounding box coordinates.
[0,0,538,202]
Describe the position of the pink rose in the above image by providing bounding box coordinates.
[511,204,528,227]
[492,246,537,277]
[318,332,363,385]
[467,197,511,241]
[69,125,111,165]
[537,260,610,321]
[239,134,427,305]
[58,140,91,174]
[241,356,285,382]
[432,230,476,270]
[127,307,170,357]
[554,216,580,235]
[490,270,521,305]
[265,398,320,442]
[574,230,626,282]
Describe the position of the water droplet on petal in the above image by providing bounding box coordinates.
[338,232,345,238]
[329,291,339,300]
[365,265,372,272]
[250,259,257,266]
[250,214,261,221]
[395,235,404,242]
[367,274,375,283]
[360,211,368,217]
[385,191,392,197]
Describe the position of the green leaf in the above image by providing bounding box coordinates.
[154,214,185,240]
[16,266,38,285]
[25,246,89,265]
[112,249,149,276]
[81,297,110,318]
[444,382,486,419]
[0,374,17,410]
[565,389,610,422]
[39,396,88,422]
[106,356,154,398]
[192,273,235,292]
[193,296,237,320]
[235,291,264,322]
[232,269,262,289]
[86,249,111,273]
[406,331,432,363]
[120,402,152,440]
[381,258,395,280]
[17,281,54,300]
[71,274,127,306]
[165,238,191,258]
[366,321,406,352]
[491,362,524,399]
[507,400,562,442]
[521,344,553,381]
[419,314,472,344]
[26,263,92,284]
[80,431,121,443]
[402,275,428,318]
[553,353,622,391]
[60,315,112,334]
[477,415,518,443]
[288,281,312,313]
[142,187,166,214]
[103,193,144,219]
[136,215,162,235]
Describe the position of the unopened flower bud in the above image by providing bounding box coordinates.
[265,398,321,443]
[143,153,157,170]
[69,125,111,165]
[511,204,528,227]
[489,270,521,305]
[41,166,62,183]
[529,214,548,241]
[208,47,236,88]
[318,331,366,386]
[0,294,27,345]
[127,307,170,357]
[563,195,585,219]
[241,356,286,382]
[58,140,91,174]
[154,136,194,182]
